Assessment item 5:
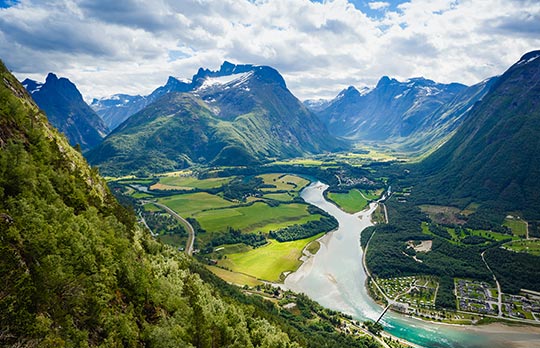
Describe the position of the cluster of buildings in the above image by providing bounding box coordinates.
[502,293,540,320]
[455,279,499,315]
[456,279,540,321]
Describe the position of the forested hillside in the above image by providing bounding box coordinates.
[416,50,540,220]
[0,61,378,347]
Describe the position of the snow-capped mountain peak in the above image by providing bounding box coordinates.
[197,71,253,91]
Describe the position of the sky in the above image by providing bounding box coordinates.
[0,0,539,102]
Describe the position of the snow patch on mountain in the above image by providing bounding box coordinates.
[358,87,372,96]
[517,53,540,65]
[198,72,253,90]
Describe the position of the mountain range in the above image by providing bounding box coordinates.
[91,61,258,131]
[308,76,496,154]
[86,62,344,175]
[22,61,499,167]
[22,73,108,150]
[416,50,540,219]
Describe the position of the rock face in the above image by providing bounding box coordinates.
[22,73,108,150]
[417,50,540,219]
[86,62,345,175]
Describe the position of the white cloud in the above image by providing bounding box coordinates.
[368,2,390,10]
[0,0,539,101]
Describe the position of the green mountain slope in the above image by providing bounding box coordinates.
[417,50,540,219]
[87,64,344,175]
[0,61,378,347]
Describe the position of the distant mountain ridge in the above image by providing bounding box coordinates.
[91,61,260,131]
[22,73,108,150]
[313,76,467,140]
[310,76,495,154]
[87,62,344,175]
[416,50,540,219]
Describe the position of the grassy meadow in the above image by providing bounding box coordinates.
[158,192,234,216]
[218,233,323,282]
[262,192,296,202]
[152,175,234,190]
[258,173,310,192]
[193,202,322,233]
[504,240,540,256]
[327,189,380,213]
[503,217,528,237]
[206,265,263,287]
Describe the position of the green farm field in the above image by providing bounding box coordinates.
[263,192,296,201]
[158,192,234,216]
[504,240,540,256]
[258,173,309,192]
[194,202,322,233]
[152,175,234,190]
[218,233,323,282]
[503,218,528,237]
[327,189,379,213]
[143,202,161,212]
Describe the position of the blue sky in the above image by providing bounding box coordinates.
[0,1,18,9]
[329,0,405,17]
[0,0,538,101]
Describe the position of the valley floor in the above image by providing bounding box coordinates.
[364,202,540,327]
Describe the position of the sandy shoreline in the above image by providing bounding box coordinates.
[283,228,336,285]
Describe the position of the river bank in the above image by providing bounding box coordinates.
[284,181,540,348]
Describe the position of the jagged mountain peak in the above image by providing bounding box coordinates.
[376,75,395,87]
[22,72,108,150]
[92,62,289,132]
[219,60,254,75]
[315,73,475,146]
[193,63,287,91]
[405,77,436,86]
[192,61,253,83]
[45,72,58,82]
[166,75,180,85]
[303,98,330,112]
[191,61,283,88]
[339,85,360,97]
[39,72,84,101]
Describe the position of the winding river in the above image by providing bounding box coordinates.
[284,182,540,348]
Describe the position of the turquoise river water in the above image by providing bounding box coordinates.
[284,182,540,348]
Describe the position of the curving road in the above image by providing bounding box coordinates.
[144,201,196,256]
